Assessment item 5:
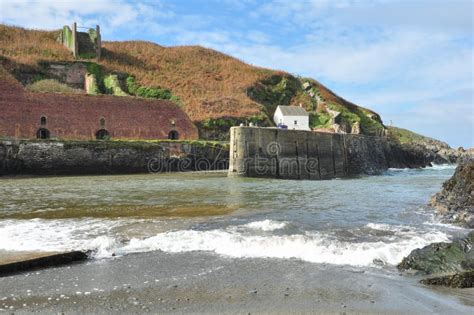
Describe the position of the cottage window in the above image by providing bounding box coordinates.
[294,120,298,125]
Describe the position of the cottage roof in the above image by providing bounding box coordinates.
[277,105,309,116]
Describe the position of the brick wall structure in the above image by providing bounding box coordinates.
[0,77,199,140]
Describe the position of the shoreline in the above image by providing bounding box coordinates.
[1,251,472,314]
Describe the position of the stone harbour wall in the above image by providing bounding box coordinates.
[0,140,229,176]
[228,127,430,180]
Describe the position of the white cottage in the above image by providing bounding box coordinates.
[273,105,310,130]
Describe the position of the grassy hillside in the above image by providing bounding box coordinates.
[0,24,386,139]
[387,126,450,148]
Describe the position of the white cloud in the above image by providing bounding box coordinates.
[0,0,163,35]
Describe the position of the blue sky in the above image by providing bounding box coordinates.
[1,0,473,147]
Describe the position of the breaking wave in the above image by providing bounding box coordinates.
[0,219,450,266]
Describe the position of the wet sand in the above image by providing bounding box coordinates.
[0,251,472,314]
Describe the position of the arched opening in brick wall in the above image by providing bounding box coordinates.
[36,128,50,139]
[168,130,179,140]
[40,116,47,126]
[100,117,106,127]
[96,129,109,140]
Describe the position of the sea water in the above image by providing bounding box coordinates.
[0,165,468,267]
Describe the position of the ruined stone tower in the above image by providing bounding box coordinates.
[58,22,101,60]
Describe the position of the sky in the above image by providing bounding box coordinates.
[1,0,473,147]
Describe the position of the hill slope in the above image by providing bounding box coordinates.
[0,24,387,139]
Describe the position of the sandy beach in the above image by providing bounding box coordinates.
[1,250,472,314]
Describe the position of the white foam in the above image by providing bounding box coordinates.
[365,223,397,231]
[241,219,287,231]
[430,164,457,170]
[388,164,456,172]
[0,219,451,266]
[118,222,449,266]
[0,219,126,257]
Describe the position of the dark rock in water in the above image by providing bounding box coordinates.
[398,231,473,275]
[385,141,433,169]
[420,270,474,288]
[429,158,474,228]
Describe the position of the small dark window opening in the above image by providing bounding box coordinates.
[96,129,109,140]
[100,118,106,127]
[36,128,50,139]
[294,120,298,125]
[168,130,179,140]
[40,116,47,126]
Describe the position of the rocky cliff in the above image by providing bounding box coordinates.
[387,126,471,164]
[429,158,474,228]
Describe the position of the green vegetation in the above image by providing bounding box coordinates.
[104,74,128,96]
[247,74,300,114]
[26,79,83,94]
[201,118,238,129]
[358,109,385,135]
[326,103,385,135]
[125,76,181,105]
[169,95,182,106]
[327,103,360,126]
[85,62,104,93]
[78,52,96,59]
[88,28,98,43]
[309,112,332,129]
[31,73,45,83]
[31,138,228,152]
[387,126,428,144]
[62,26,74,51]
[291,90,316,111]
[113,139,229,149]
[126,76,173,100]
[201,114,266,130]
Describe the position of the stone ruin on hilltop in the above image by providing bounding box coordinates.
[57,22,101,60]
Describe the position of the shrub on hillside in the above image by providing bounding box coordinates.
[126,76,175,101]
[104,74,128,96]
[26,79,83,94]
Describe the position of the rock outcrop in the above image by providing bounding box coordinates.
[420,271,474,288]
[398,231,474,288]
[429,158,474,228]
[387,126,472,164]
[398,159,474,288]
